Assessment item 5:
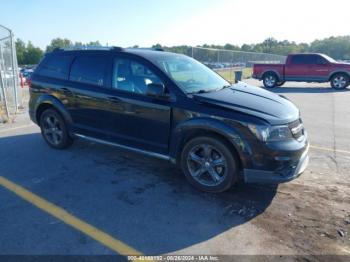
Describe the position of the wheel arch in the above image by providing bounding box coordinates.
[262,70,282,81]
[328,70,350,81]
[170,118,252,172]
[35,95,73,129]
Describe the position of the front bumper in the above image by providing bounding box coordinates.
[243,143,309,184]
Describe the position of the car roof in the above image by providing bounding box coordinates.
[289,53,325,56]
[48,47,187,61]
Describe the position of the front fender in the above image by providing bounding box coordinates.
[328,70,350,80]
[169,117,253,166]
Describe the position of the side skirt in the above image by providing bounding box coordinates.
[74,133,171,161]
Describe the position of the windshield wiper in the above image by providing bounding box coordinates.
[220,84,231,90]
[188,85,231,94]
[188,89,210,94]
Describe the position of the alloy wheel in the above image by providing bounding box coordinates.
[332,76,347,89]
[264,75,276,87]
[42,114,63,146]
[186,144,227,187]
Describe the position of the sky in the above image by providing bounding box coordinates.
[1,0,349,49]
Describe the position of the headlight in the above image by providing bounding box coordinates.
[248,124,293,142]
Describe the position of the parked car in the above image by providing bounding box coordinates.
[253,53,350,89]
[29,48,309,193]
[22,68,34,78]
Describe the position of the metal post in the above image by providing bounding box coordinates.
[0,48,10,120]
[9,31,18,113]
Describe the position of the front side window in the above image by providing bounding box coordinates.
[70,55,107,86]
[112,58,163,94]
[148,54,230,94]
[37,55,73,80]
[314,55,328,64]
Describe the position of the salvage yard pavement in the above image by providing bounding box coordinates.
[0,83,349,258]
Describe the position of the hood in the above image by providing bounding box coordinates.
[334,63,350,68]
[193,82,300,125]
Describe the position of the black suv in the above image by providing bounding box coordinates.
[29,47,309,193]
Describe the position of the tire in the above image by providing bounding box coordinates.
[180,136,239,193]
[330,73,349,90]
[40,108,73,149]
[263,73,278,88]
[277,81,285,86]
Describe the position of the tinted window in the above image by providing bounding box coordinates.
[112,58,163,94]
[37,55,72,80]
[290,55,326,65]
[70,56,107,86]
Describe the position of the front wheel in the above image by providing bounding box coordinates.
[40,108,73,149]
[181,136,239,193]
[263,73,278,88]
[330,74,349,90]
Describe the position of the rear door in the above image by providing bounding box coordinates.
[67,53,113,139]
[284,55,311,81]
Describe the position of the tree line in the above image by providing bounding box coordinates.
[16,36,350,65]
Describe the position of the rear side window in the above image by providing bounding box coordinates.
[290,55,324,65]
[37,55,72,80]
[69,56,107,86]
[290,55,307,64]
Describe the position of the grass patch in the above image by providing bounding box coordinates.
[216,67,252,83]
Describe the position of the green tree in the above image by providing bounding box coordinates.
[15,38,26,65]
[46,38,72,52]
[86,41,101,47]
[23,41,44,64]
[310,36,350,59]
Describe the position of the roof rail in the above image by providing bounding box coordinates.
[51,46,164,52]
[127,47,164,52]
[111,46,124,51]
[52,46,125,51]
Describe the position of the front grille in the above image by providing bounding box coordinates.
[288,118,304,139]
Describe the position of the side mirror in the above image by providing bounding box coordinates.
[146,83,168,98]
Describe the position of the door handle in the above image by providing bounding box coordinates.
[107,96,121,102]
[61,87,73,95]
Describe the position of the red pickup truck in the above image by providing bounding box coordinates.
[253,53,350,89]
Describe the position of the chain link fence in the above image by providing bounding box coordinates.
[0,25,21,123]
[172,46,286,83]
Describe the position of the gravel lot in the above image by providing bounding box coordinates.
[0,81,349,259]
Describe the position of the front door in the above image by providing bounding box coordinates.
[107,56,172,154]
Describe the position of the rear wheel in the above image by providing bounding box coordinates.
[181,136,239,193]
[40,108,73,149]
[263,73,278,88]
[330,73,349,90]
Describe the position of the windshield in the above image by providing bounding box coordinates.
[150,54,230,94]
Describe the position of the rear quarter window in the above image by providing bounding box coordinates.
[36,55,73,80]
